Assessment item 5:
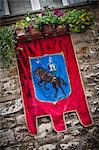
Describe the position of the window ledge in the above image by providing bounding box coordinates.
[0,1,98,26]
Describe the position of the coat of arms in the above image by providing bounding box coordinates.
[30,53,71,103]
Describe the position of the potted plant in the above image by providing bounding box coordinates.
[51,8,66,34]
[29,24,42,38]
[64,9,94,33]
[52,9,67,34]
[33,7,54,35]
[16,19,29,39]
[25,12,42,38]
[33,7,67,35]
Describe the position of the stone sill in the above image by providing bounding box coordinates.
[0,1,98,26]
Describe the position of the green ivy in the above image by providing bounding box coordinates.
[0,26,16,68]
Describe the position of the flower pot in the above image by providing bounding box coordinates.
[16,28,27,40]
[56,25,68,34]
[43,25,53,35]
[29,28,42,38]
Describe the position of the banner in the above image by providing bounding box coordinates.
[16,35,93,135]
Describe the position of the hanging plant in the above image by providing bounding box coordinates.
[0,26,16,68]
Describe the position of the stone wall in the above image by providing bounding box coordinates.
[0,5,99,150]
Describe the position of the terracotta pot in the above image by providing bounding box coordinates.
[16,28,26,36]
[16,28,27,40]
[56,25,67,34]
[43,25,53,35]
[29,28,41,38]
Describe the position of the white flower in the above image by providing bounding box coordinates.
[38,13,42,17]
[32,18,35,21]
[26,17,31,22]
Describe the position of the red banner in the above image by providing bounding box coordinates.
[16,35,93,135]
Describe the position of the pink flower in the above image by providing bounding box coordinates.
[53,9,64,16]
[41,11,45,16]
[29,24,32,29]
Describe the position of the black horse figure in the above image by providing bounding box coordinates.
[34,67,66,98]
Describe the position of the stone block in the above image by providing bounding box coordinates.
[0,129,15,147]
[5,142,36,150]
[61,134,73,143]
[0,117,16,129]
[14,126,33,142]
[35,123,53,139]
[2,79,16,91]
[0,98,23,115]
[1,75,18,82]
[38,144,56,150]
[76,43,88,51]
[85,89,93,98]
[89,44,99,52]
[5,146,20,150]
[71,32,89,43]
[94,64,99,70]
[0,93,21,103]
[16,114,25,125]
[1,76,20,96]
[60,140,79,150]
[91,107,97,114]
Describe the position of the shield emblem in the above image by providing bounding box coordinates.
[30,53,71,103]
